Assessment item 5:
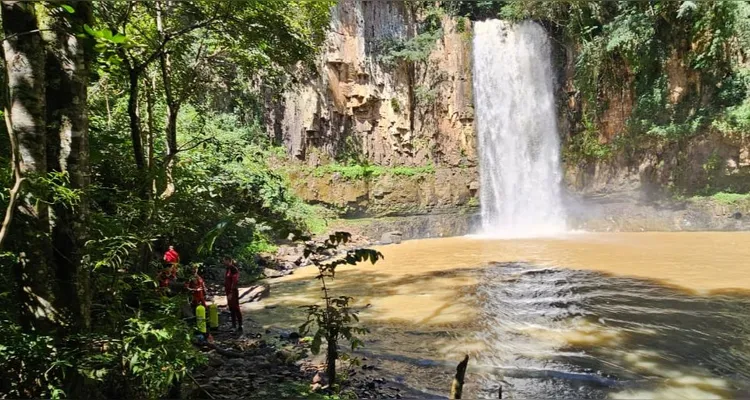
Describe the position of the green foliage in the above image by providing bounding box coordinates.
[713,100,750,137]
[310,163,436,181]
[0,1,336,398]
[378,4,444,66]
[379,29,442,66]
[299,232,383,386]
[0,325,64,398]
[564,115,612,162]
[491,0,750,160]
[415,84,438,106]
[268,381,354,399]
[697,192,750,205]
[390,98,401,114]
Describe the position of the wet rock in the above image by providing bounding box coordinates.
[380,231,403,244]
[207,352,224,368]
[276,349,300,364]
[226,358,249,368]
[263,268,286,279]
[278,330,300,341]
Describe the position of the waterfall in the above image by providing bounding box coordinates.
[472,20,567,237]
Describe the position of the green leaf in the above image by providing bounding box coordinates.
[111,34,127,44]
[677,1,697,18]
[61,4,75,13]
[83,24,96,37]
[311,331,322,354]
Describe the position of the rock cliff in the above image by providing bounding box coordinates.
[266,0,475,168]
[266,3,749,234]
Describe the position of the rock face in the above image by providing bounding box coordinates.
[567,194,750,232]
[265,0,475,168]
[379,231,403,244]
[287,166,478,217]
[562,133,750,199]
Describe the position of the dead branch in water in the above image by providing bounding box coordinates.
[450,354,469,399]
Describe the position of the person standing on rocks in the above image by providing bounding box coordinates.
[185,264,207,310]
[159,245,180,289]
[223,256,243,333]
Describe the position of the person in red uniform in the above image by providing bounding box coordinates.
[159,245,180,288]
[164,245,180,265]
[185,264,207,309]
[223,256,242,333]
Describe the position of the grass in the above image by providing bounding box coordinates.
[310,163,436,180]
[691,191,750,205]
[294,203,338,235]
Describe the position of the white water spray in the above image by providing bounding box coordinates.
[472,20,567,237]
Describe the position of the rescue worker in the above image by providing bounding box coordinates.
[222,256,242,333]
[185,264,207,309]
[164,245,180,266]
[159,245,180,289]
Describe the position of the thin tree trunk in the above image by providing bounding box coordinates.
[146,74,157,194]
[326,334,338,385]
[0,95,25,248]
[1,0,55,331]
[127,68,145,172]
[40,0,93,332]
[156,0,178,200]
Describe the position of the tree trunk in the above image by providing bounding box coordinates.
[41,0,93,332]
[326,334,338,386]
[127,68,146,172]
[1,0,56,331]
[146,74,157,194]
[156,0,178,200]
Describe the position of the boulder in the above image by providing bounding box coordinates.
[380,231,403,245]
[263,268,286,279]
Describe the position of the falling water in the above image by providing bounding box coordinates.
[473,20,566,237]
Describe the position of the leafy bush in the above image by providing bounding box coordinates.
[299,232,383,386]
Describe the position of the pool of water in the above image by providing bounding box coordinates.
[249,232,750,399]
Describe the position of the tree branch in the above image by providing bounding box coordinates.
[0,107,25,248]
[0,28,53,43]
[177,137,214,153]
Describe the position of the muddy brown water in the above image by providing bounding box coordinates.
[248,232,750,399]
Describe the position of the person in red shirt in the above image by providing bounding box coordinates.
[185,264,207,309]
[164,245,180,265]
[222,256,242,333]
[159,245,180,289]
